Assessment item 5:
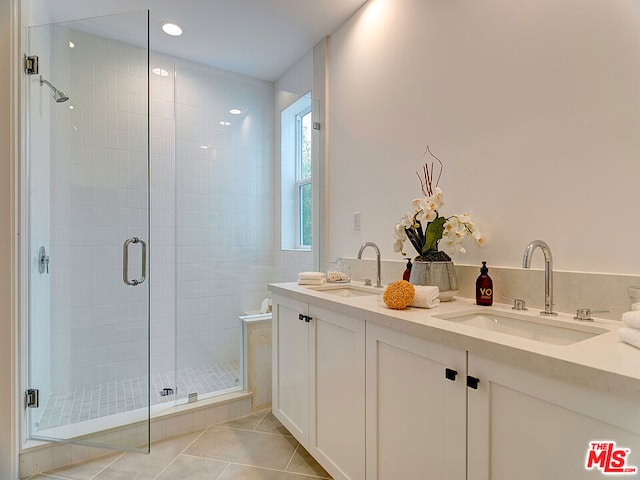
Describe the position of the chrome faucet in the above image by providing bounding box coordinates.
[522,240,557,315]
[357,242,382,288]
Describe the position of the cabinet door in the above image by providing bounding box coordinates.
[309,306,365,480]
[468,353,640,480]
[272,294,310,446]
[366,323,467,480]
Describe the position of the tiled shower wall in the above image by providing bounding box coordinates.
[148,54,176,379]
[41,23,275,395]
[171,60,274,373]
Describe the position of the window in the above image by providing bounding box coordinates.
[296,107,312,248]
[281,93,313,250]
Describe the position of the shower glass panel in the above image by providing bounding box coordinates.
[172,62,274,402]
[26,11,151,451]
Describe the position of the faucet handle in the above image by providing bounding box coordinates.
[512,299,527,311]
[574,308,609,322]
[502,296,528,311]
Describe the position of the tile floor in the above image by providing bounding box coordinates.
[37,362,241,431]
[28,409,333,480]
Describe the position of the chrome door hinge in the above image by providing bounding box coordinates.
[25,389,39,408]
[25,55,39,75]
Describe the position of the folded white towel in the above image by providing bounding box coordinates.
[618,327,640,350]
[409,285,440,309]
[622,310,640,329]
[298,278,325,286]
[298,271,326,281]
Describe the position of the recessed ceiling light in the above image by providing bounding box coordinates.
[199,145,209,149]
[152,67,169,77]
[69,41,75,48]
[229,108,242,115]
[219,121,231,126]
[160,22,183,37]
[69,105,74,110]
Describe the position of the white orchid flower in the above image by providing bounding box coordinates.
[473,230,485,245]
[421,199,438,212]
[423,209,437,222]
[400,214,413,228]
[394,224,407,240]
[428,188,444,209]
[457,213,472,224]
[393,238,405,253]
[444,217,459,232]
[432,187,444,205]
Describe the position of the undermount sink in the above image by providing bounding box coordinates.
[433,309,610,345]
[310,284,381,298]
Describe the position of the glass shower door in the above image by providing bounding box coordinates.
[26,11,151,451]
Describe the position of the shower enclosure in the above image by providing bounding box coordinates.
[25,9,274,451]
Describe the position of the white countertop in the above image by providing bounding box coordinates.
[269,282,640,400]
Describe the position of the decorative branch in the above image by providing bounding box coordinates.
[416,145,444,198]
[426,145,443,188]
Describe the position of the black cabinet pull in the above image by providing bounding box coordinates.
[467,376,480,389]
[445,368,458,381]
[298,313,312,323]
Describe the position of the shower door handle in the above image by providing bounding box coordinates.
[123,237,147,286]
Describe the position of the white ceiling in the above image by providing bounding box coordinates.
[34,0,368,81]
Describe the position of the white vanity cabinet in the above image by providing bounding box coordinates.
[365,323,467,480]
[272,294,366,480]
[272,286,640,480]
[467,354,640,480]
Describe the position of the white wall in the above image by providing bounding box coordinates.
[273,51,315,281]
[329,0,640,276]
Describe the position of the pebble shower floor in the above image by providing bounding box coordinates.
[36,361,241,431]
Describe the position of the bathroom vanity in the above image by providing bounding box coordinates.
[269,282,640,480]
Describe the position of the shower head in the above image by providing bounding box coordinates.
[39,75,69,103]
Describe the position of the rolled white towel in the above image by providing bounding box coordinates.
[622,310,640,329]
[298,278,325,286]
[409,285,440,309]
[298,271,326,281]
[618,327,640,350]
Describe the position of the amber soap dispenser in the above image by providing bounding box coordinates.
[476,261,493,306]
